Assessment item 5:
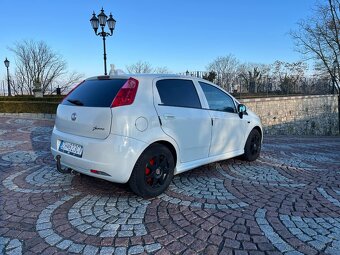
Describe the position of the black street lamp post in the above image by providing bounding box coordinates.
[4,58,11,96]
[332,59,338,95]
[90,8,116,75]
[239,76,242,99]
[267,76,271,98]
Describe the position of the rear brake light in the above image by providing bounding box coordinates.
[111,78,139,108]
[62,80,85,102]
[97,75,110,80]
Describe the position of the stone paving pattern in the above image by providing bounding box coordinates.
[0,116,339,255]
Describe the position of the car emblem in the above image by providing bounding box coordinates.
[71,113,77,121]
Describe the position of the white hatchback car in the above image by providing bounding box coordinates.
[51,74,262,197]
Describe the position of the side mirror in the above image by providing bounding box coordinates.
[237,104,247,119]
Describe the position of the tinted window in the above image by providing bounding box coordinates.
[199,82,236,113]
[156,79,201,108]
[62,79,127,107]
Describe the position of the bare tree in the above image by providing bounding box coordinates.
[126,61,171,74]
[206,54,240,91]
[272,61,307,94]
[239,67,262,93]
[47,71,84,95]
[9,40,83,95]
[202,71,217,82]
[290,0,340,92]
[238,63,270,93]
[153,66,171,74]
[126,61,153,73]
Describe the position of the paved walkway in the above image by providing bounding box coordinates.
[0,116,339,255]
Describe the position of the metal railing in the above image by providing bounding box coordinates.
[178,72,335,97]
[1,76,336,98]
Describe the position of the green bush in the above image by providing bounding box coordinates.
[0,101,59,114]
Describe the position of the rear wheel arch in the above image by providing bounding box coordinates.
[129,142,175,197]
[149,140,177,167]
[132,139,178,175]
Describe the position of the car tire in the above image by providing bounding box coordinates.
[242,129,261,161]
[129,144,175,198]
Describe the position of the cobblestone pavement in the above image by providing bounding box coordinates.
[0,116,339,255]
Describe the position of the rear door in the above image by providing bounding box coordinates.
[153,78,211,163]
[198,82,246,157]
[56,78,127,139]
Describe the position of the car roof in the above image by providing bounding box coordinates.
[84,74,238,101]
[85,73,218,83]
[87,73,184,80]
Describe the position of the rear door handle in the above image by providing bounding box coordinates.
[164,115,176,120]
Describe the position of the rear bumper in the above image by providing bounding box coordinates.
[50,126,147,183]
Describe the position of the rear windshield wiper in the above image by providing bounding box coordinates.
[67,99,84,106]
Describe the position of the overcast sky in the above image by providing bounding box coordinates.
[0,0,316,79]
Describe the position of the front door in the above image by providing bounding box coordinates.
[198,82,246,157]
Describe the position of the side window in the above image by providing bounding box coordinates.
[199,82,236,113]
[156,79,202,108]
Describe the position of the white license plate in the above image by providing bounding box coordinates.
[58,140,83,158]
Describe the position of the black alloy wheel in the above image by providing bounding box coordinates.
[242,129,262,161]
[144,155,170,188]
[250,132,261,156]
[129,144,175,197]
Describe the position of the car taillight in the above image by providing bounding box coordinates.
[62,80,85,102]
[97,75,110,80]
[111,78,139,108]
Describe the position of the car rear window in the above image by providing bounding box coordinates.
[156,79,201,108]
[62,79,128,107]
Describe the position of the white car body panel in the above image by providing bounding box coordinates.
[208,111,246,157]
[155,106,211,163]
[152,78,212,163]
[51,127,147,183]
[51,74,262,184]
[55,105,112,139]
[175,148,243,174]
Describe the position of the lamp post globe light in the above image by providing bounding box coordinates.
[90,8,116,75]
[4,58,11,96]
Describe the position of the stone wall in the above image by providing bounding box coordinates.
[240,95,339,135]
[1,95,338,136]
